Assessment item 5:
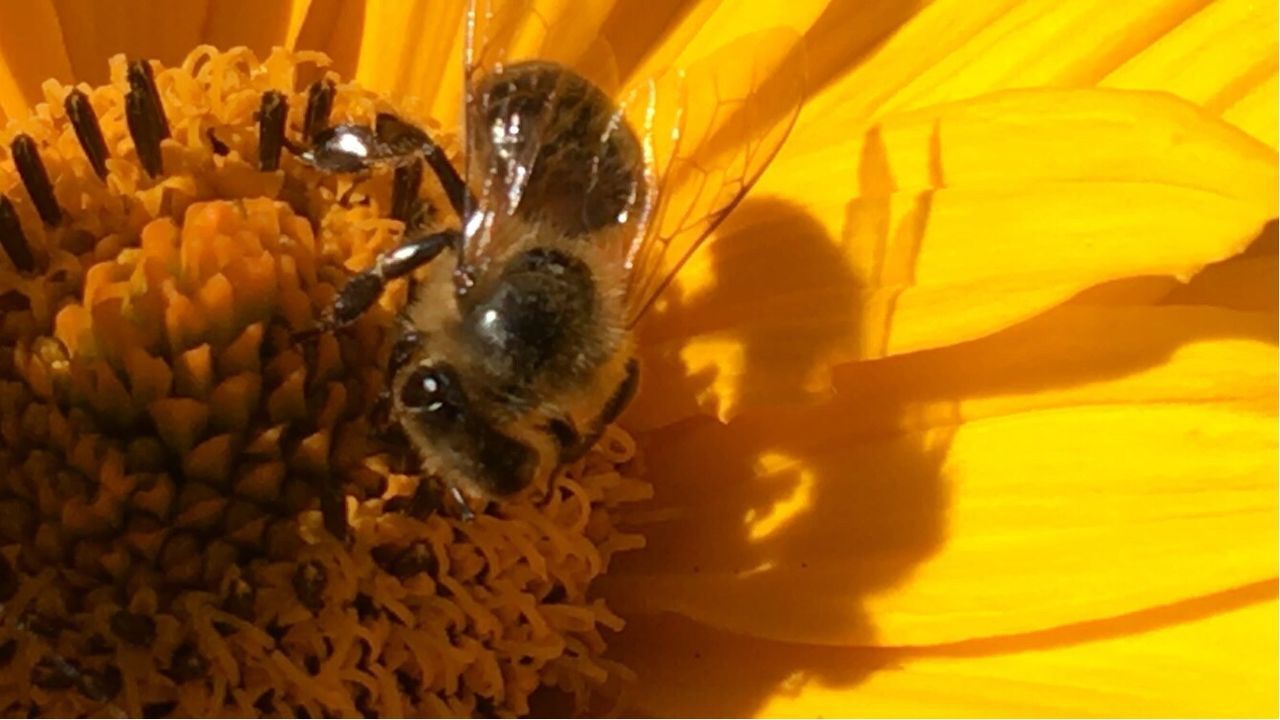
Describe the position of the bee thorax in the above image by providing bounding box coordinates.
[460,247,602,390]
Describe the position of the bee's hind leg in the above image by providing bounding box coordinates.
[321,228,459,330]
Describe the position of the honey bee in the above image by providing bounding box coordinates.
[315,1,806,507]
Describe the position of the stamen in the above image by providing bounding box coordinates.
[31,655,78,690]
[319,478,349,542]
[303,78,335,141]
[76,666,122,702]
[222,578,256,620]
[11,135,63,226]
[257,91,288,172]
[64,89,110,180]
[391,157,424,224]
[125,88,163,177]
[127,59,170,139]
[110,610,156,646]
[168,643,210,683]
[0,195,35,272]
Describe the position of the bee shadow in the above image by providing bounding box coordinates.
[599,194,1278,716]
[595,193,950,716]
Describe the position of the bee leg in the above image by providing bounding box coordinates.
[555,358,640,463]
[375,112,474,218]
[324,229,459,328]
[391,158,424,225]
[447,485,476,522]
[388,328,424,375]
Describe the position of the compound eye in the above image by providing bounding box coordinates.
[400,365,461,419]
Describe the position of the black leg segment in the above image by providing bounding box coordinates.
[391,157,424,225]
[327,229,458,327]
[375,112,472,219]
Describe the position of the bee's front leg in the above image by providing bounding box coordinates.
[322,228,459,331]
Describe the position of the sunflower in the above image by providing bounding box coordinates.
[0,0,1274,718]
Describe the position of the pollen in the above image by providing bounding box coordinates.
[0,47,649,717]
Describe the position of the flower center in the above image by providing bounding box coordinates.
[0,47,647,717]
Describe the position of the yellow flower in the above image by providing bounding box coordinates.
[0,0,1274,718]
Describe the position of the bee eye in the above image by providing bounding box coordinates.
[400,365,461,419]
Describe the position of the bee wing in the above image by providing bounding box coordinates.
[461,0,622,269]
[619,29,807,326]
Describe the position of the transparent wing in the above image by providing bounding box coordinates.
[461,0,622,271]
[619,29,807,325]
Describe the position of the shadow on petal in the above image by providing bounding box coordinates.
[1161,218,1278,312]
[604,195,951,714]
[608,198,1275,715]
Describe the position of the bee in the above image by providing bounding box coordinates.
[313,0,806,507]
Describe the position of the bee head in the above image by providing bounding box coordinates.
[394,360,540,498]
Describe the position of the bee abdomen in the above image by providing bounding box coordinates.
[472,62,646,237]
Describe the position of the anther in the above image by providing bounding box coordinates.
[303,78,335,141]
[64,89,109,180]
[0,195,35,273]
[318,477,349,543]
[125,89,163,177]
[223,577,256,620]
[30,656,77,690]
[127,59,169,139]
[292,561,327,612]
[257,91,287,172]
[76,666,122,702]
[109,610,156,646]
[205,128,230,156]
[168,643,209,683]
[11,135,62,226]
[0,554,15,602]
[391,157,424,224]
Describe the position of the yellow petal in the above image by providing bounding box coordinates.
[340,0,468,120]
[1221,70,1279,151]
[623,0,829,85]
[770,590,1279,718]
[799,0,1269,128]
[50,0,205,84]
[632,89,1276,427]
[611,304,1277,645]
[0,1,73,117]
[1100,0,1278,148]
[291,0,367,77]
[613,590,1277,717]
[201,0,309,61]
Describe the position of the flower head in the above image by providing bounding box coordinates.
[0,47,647,716]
